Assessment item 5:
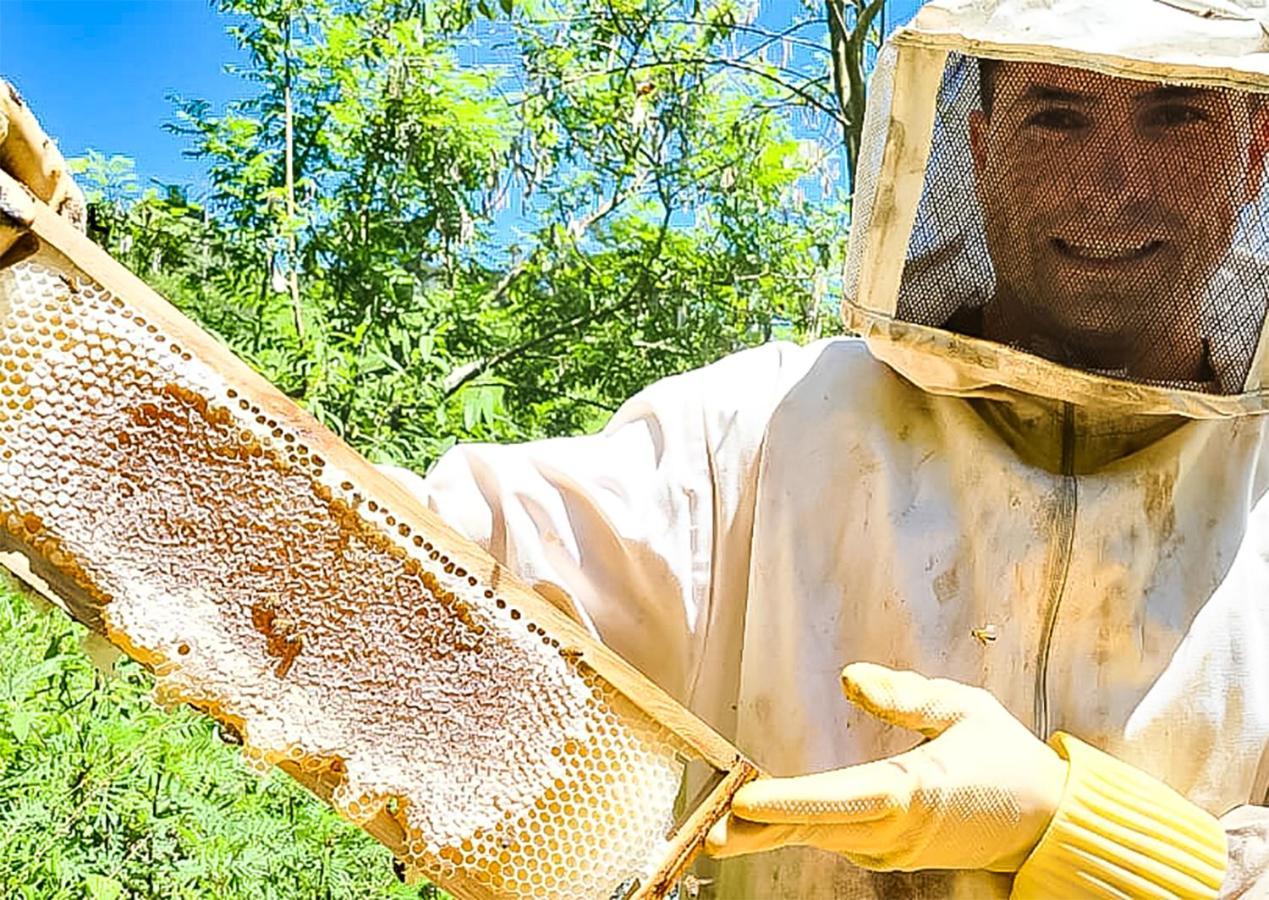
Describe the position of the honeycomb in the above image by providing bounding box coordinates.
[0,249,695,899]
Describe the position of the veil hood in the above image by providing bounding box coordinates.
[844,0,1269,417]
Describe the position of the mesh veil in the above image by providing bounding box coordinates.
[891,53,1269,395]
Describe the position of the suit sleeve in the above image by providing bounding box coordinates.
[380,341,819,705]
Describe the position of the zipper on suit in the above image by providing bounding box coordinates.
[1034,401,1079,737]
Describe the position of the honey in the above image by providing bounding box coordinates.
[0,254,691,898]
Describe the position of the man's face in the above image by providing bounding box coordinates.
[970,62,1268,379]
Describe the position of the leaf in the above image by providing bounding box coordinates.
[461,389,481,432]
[10,708,31,743]
[85,874,123,900]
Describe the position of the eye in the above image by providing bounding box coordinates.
[1023,107,1090,132]
[1142,104,1210,128]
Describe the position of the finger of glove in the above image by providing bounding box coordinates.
[0,80,81,223]
[728,754,917,825]
[706,811,911,863]
[704,813,808,860]
[840,662,979,736]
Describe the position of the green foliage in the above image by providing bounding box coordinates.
[0,581,421,898]
[147,0,852,467]
[14,0,878,894]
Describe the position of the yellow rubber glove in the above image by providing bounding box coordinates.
[705,663,1068,871]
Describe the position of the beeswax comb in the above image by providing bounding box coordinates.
[0,169,756,900]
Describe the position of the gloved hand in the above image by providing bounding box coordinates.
[0,77,85,263]
[705,662,1068,872]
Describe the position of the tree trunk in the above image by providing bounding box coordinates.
[825,0,886,193]
[284,9,305,340]
[826,0,856,185]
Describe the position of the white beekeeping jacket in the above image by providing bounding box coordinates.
[385,0,1269,895]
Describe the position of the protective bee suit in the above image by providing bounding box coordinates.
[392,0,1269,896]
[0,1,1262,895]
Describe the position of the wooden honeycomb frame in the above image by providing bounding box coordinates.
[0,169,757,900]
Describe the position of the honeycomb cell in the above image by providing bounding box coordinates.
[0,254,695,898]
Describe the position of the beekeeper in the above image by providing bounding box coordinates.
[5,0,1269,897]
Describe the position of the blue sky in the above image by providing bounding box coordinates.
[1,1,246,187]
[1,1,923,190]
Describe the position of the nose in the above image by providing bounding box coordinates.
[1074,116,1154,213]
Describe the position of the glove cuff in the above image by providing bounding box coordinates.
[1011,732,1227,900]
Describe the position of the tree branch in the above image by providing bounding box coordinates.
[562,55,844,127]
[478,168,649,308]
[444,204,673,398]
[513,14,830,55]
[283,7,305,341]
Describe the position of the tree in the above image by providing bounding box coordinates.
[158,0,865,469]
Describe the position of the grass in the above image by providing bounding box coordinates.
[0,577,433,899]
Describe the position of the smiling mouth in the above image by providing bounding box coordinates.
[1052,237,1164,263]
